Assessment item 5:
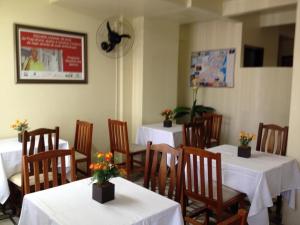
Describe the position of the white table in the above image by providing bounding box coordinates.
[136,123,183,147]
[0,137,69,204]
[18,177,184,225]
[207,145,300,225]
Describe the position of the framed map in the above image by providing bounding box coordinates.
[190,48,236,88]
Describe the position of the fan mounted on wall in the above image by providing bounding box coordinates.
[96,17,134,58]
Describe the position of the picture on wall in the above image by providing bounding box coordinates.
[15,24,88,83]
[190,48,236,88]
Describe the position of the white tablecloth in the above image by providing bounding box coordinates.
[136,123,183,147]
[18,177,184,225]
[0,137,69,204]
[207,145,300,225]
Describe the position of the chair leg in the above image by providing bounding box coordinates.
[275,195,282,223]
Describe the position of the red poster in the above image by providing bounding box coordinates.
[15,24,87,83]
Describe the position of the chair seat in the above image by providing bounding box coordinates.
[9,172,53,187]
[130,144,146,154]
[75,151,87,160]
[192,182,243,204]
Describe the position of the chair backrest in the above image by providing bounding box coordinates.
[22,149,76,194]
[108,119,130,156]
[183,146,223,212]
[211,114,222,145]
[256,122,289,156]
[22,127,59,156]
[22,127,59,178]
[74,120,93,156]
[144,142,183,202]
[183,120,206,148]
[217,209,248,225]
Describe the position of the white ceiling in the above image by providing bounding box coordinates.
[49,0,222,24]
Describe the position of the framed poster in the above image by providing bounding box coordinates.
[190,48,236,88]
[15,24,88,83]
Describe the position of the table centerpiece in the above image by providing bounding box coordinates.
[90,152,124,203]
[161,109,174,127]
[11,119,29,143]
[238,131,255,158]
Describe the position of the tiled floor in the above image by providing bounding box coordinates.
[0,177,281,225]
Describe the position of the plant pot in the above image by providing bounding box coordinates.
[163,120,172,128]
[92,182,115,204]
[238,146,251,158]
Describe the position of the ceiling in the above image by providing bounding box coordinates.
[49,0,223,24]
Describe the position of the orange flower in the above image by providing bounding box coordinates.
[89,163,95,170]
[105,152,113,161]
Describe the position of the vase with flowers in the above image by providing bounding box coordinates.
[238,131,255,158]
[90,152,123,203]
[173,78,215,123]
[11,119,29,143]
[161,109,173,127]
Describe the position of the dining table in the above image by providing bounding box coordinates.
[205,144,300,225]
[136,122,183,147]
[18,177,184,225]
[0,136,69,204]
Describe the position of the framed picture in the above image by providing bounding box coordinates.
[190,48,236,88]
[15,24,88,84]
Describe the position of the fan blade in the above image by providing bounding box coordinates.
[119,34,131,39]
[107,21,112,33]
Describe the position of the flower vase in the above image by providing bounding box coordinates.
[92,182,115,204]
[18,132,23,143]
[163,120,172,128]
[237,145,251,158]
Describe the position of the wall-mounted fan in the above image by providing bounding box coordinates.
[96,17,134,58]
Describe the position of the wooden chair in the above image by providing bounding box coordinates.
[108,119,146,180]
[23,149,76,194]
[217,209,247,225]
[256,122,289,156]
[256,122,289,222]
[182,146,245,224]
[211,114,222,147]
[183,120,206,149]
[73,120,93,177]
[8,127,59,213]
[144,142,183,202]
[193,114,213,148]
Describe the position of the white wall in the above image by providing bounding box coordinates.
[284,1,300,224]
[0,0,116,154]
[178,20,292,147]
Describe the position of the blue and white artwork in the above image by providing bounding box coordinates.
[190,48,236,87]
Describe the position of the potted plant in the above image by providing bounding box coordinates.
[173,78,214,123]
[161,109,173,127]
[90,152,123,203]
[11,119,29,142]
[238,131,255,158]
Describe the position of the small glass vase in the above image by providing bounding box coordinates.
[92,181,115,204]
[237,145,251,158]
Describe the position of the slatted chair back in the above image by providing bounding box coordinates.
[74,120,93,157]
[183,146,223,213]
[217,209,248,225]
[22,149,76,195]
[183,121,206,148]
[108,119,130,157]
[23,127,59,177]
[256,123,289,156]
[144,142,183,202]
[211,114,223,146]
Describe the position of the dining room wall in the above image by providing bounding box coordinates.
[178,19,292,148]
[0,0,117,153]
